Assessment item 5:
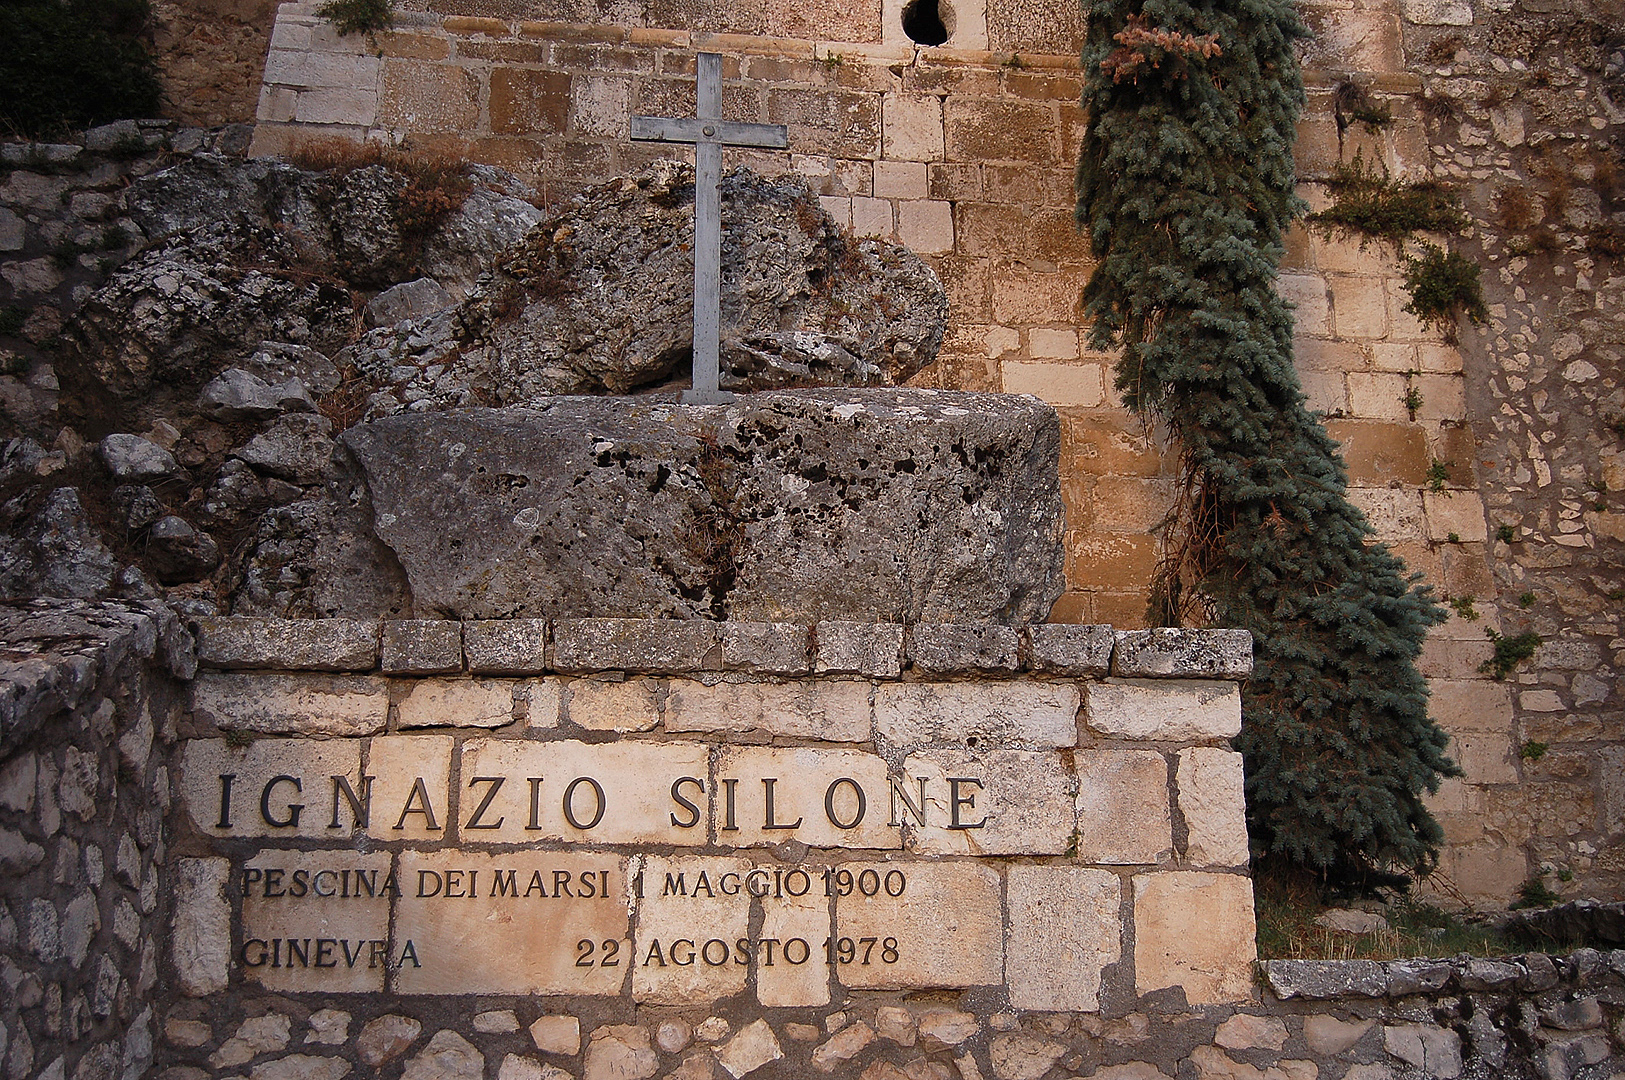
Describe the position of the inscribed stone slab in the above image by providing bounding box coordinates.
[664,679,871,741]
[240,849,393,993]
[455,738,711,845]
[1073,749,1172,864]
[715,746,899,850]
[394,849,629,995]
[179,739,364,840]
[632,855,751,1004]
[367,735,454,842]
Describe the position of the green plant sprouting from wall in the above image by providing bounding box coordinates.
[1076,0,1456,883]
[1403,244,1488,338]
[1306,155,1468,248]
[1481,628,1542,680]
[316,0,393,36]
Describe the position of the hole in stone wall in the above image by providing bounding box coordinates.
[902,0,952,46]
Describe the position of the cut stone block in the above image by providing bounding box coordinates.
[1084,679,1242,741]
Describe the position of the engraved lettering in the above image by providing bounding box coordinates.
[562,776,606,830]
[824,776,866,829]
[329,775,373,829]
[464,776,506,830]
[948,777,987,829]
[761,778,803,830]
[260,775,304,828]
[669,776,704,828]
[889,776,927,827]
[394,777,441,831]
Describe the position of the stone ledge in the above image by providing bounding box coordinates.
[186,617,1256,679]
[1260,952,1625,1001]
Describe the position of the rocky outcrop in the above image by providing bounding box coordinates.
[332,390,1063,623]
[448,161,948,398]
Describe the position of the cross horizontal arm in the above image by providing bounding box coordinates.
[630,115,789,149]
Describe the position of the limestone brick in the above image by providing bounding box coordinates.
[456,738,711,844]
[1326,420,1431,487]
[1176,748,1250,867]
[1074,749,1172,864]
[815,621,903,677]
[570,74,632,139]
[382,621,463,674]
[379,60,480,132]
[464,620,550,674]
[397,678,521,729]
[767,87,882,157]
[757,874,831,1007]
[172,858,231,996]
[882,94,945,161]
[566,676,662,732]
[720,621,810,674]
[293,88,378,126]
[852,196,894,238]
[875,680,1080,748]
[633,855,752,1004]
[1133,872,1256,1003]
[1084,679,1242,741]
[1005,866,1119,1011]
[1346,372,1411,421]
[902,748,1073,855]
[1416,374,1466,421]
[1065,532,1158,589]
[897,199,953,253]
[1426,679,1513,733]
[835,861,1003,989]
[944,99,1058,163]
[554,619,720,672]
[1025,624,1114,676]
[369,735,455,841]
[1113,628,1253,679]
[1278,274,1331,336]
[666,678,869,739]
[1348,488,1426,542]
[395,850,629,994]
[490,68,573,135]
[1001,362,1104,407]
[529,1017,580,1056]
[194,617,379,671]
[907,624,1019,674]
[1059,411,1165,477]
[1423,490,1488,542]
[189,673,388,736]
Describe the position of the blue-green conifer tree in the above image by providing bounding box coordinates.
[1074,0,1458,878]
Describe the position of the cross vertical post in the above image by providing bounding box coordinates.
[630,52,789,405]
[692,52,723,404]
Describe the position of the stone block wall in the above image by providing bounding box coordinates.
[0,601,197,1080]
[165,618,1259,1018]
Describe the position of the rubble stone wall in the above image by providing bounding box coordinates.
[0,600,197,1080]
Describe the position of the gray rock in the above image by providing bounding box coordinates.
[421,186,545,298]
[1501,901,1625,948]
[1519,951,1561,991]
[1024,624,1114,675]
[1386,958,1454,995]
[241,342,342,397]
[908,624,1020,673]
[63,223,355,406]
[233,414,335,485]
[454,162,946,397]
[0,487,117,599]
[198,369,310,422]
[1112,627,1254,679]
[355,1016,421,1069]
[1457,958,1522,991]
[339,391,1061,622]
[400,1032,482,1080]
[1541,996,1604,1030]
[112,486,166,532]
[98,434,180,483]
[365,278,456,329]
[145,516,221,583]
[83,120,144,153]
[1314,908,1389,934]
[248,1057,351,1080]
[1263,959,1387,999]
[231,491,408,619]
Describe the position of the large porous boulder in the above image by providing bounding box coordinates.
[0,487,118,599]
[334,389,1062,622]
[445,161,947,398]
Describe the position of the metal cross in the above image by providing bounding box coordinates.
[631,53,788,404]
